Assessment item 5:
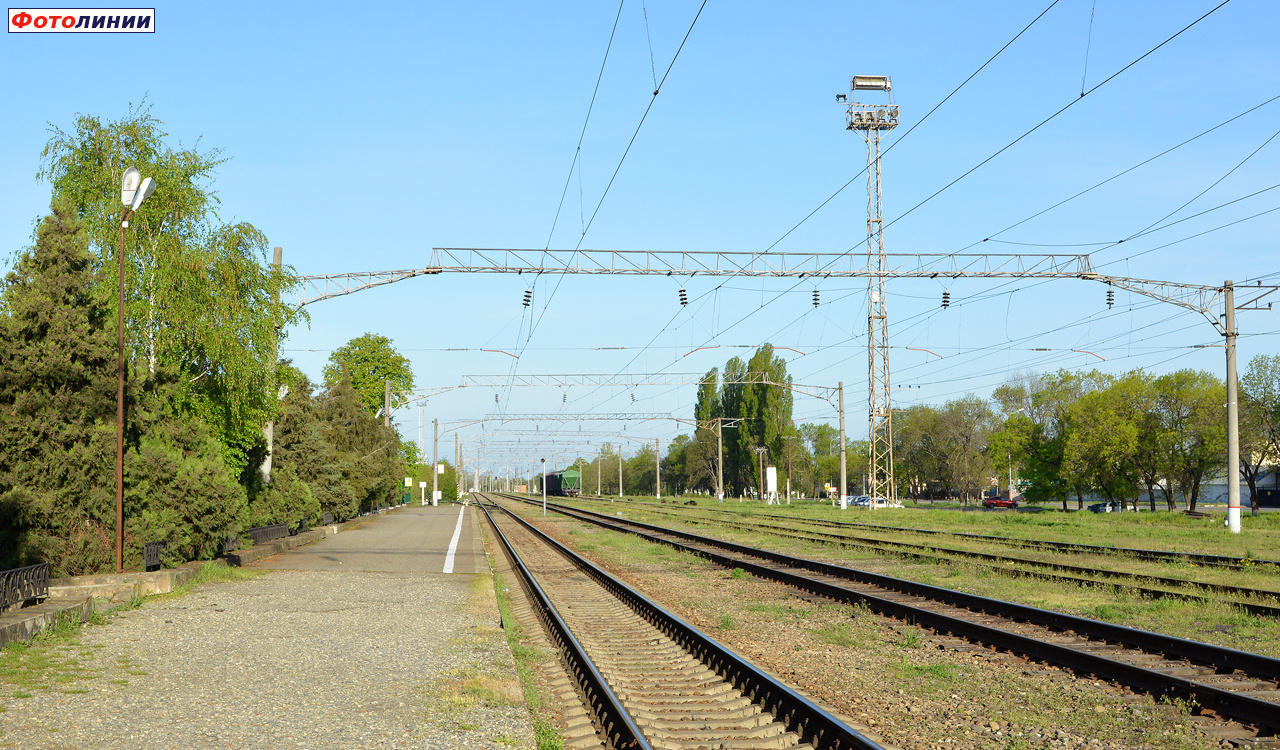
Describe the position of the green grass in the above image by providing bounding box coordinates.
[728,567,751,580]
[895,661,955,681]
[0,612,99,694]
[814,622,859,647]
[898,627,924,649]
[151,561,264,603]
[744,602,810,621]
[717,615,737,630]
[582,493,1280,561]
[491,571,563,750]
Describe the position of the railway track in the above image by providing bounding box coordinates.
[476,495,885,750]
[567,497,1280,617]
[596,496,1280,569]
[500,494,1280,745]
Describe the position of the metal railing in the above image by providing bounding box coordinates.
[1,563,49,611]
[144,541,171,572]
[244,523,290,546]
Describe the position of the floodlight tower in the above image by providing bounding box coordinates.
[841,74,899,502]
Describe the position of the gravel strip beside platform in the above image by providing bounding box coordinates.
[0,570,535,750]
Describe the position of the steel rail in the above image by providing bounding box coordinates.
[478,502,650,750]
[507,495,1280,733]
[483,497,884,750]
[813,515,1280,569]
[594,502,1280,617]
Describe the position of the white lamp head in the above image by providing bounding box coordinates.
[121,167,140,206]
[129,177,157,212]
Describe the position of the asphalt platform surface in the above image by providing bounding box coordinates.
[253,504,485,574]
[0,504,535,750]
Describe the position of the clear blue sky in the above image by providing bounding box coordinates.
[3,1,1278,474]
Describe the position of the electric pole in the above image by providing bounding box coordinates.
[655,437,661,499]
[717,418,724,502]
[785,434,794,505]
[1225,280,1241,533]
[839,381,847,509]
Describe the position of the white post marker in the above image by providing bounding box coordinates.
[443,506,466,574]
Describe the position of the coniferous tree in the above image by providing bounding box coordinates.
[318,375,403,515]
[0,200,116,572]
[124,369,244,562]
[271,366,350,522]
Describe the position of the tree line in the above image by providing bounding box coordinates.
[0,107,417,575]
[969,363,1280,513]
[562,345,865,499]
[563,346,1280,514]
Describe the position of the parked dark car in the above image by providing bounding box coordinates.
[1087,501,1122,513]
[982,496,1018,509]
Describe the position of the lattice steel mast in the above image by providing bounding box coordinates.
[843,74,899,502]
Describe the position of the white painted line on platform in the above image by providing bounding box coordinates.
[443,506,466,573]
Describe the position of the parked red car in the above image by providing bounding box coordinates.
[982,496,1019,509]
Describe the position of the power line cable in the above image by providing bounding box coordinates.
[631,1,1235,383]
[871,0,1233,247]
[958,92,1280,251]
[521,0,708,356]
[567,2,1062,405]
[544,0,627,251]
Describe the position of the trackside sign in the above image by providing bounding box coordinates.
[8,8,154,32]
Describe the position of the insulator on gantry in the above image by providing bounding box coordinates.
[941,290,950,309]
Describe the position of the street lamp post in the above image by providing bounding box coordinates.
[541,458,547,516]
[115,168,156,573]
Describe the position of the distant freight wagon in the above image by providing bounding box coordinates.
[545,468,582,497]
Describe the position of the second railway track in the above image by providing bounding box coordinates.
[478,495,885,750]
[571,497,1280,617]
